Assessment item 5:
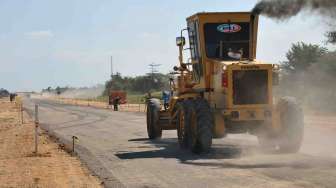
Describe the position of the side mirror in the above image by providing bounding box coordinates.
[176,37,185,46]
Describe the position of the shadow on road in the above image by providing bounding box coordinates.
[116,137,254,162]
[182,160,313,169]
[115,137,336,170]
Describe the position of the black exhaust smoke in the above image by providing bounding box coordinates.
[252,0,336,43]
[252,0,306,19]
[252,0,336,18]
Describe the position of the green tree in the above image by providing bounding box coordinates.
[281,42,327,73]
[326,31,336,44]
[279,42,336,112]
[56,86,61,95]
[318,51,336,75]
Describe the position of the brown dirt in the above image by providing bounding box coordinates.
[0,98,102,188]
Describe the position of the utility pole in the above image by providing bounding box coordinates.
[148,63,161,80]
[110,56,113,79]
[34,104,39,154]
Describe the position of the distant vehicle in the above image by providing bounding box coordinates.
[0,88,10,98]
[109,91,127,105]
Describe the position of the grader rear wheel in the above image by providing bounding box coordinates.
[176,101,191,149]
[146,98,162,139]
[277,97,304,153]
[257,97,304,153]
[189,99,213,154]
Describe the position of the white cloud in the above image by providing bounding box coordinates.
[24,30,54,38]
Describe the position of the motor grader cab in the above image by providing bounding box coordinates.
[146,12,304,154]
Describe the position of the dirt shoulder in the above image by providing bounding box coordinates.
[33,95,146,112]
[0,98,102,187]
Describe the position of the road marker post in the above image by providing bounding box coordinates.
[20,103,23,124]
[17,103,21,124]
[34,104,39,154]
[72,136,79,155]
[16,98,24,125]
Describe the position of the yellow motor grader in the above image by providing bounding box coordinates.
[146,12,304,154]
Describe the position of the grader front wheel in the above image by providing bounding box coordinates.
[189,99,214,154]
[176,101,191,149]
[146,98,162,139]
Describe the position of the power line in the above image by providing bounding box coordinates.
[110,56,113,79]
[148,63,161,80]
[149,63,161,74]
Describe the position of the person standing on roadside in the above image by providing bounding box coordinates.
[9,93,16,102]
[113,96,120,111]
[162,91,170,110]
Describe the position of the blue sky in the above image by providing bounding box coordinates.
[0,0,334,92]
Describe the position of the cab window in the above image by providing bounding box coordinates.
[204,22,250,61]
[188,21,202,81]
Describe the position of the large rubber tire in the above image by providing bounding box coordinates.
[189,99,214,154]
[146,98,162,139]
[258,97,304,153]
[176,100,194,149]
[277,97,304,153]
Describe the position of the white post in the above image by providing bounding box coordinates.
[18,104,21,124]
[21,103,23,124]
[34,104,39,154]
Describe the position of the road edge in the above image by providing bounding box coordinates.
[24,106,126,188]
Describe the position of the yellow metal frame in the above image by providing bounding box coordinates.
[187,12,259,90]
[165,12,282,136]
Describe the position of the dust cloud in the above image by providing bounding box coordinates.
[40,85,104,99]
[59,85,104,99]
[273,52,336,158]
[252,0,336,112]
[250,0,336,158]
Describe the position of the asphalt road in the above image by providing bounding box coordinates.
[24,97,336,188]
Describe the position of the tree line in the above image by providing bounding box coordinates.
[103,73,170,96]
[0,88,10,97]
[278,42,336,112]
[42,86,71,95]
